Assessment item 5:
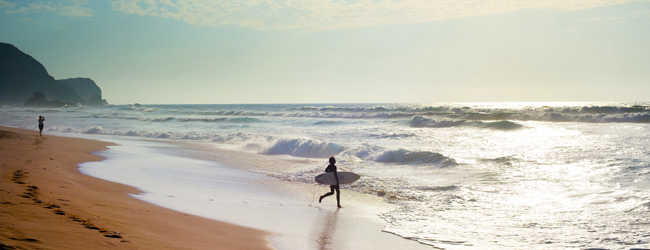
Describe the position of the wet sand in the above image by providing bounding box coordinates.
[0,126,273,250]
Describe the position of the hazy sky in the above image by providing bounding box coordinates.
[1,0,649,104]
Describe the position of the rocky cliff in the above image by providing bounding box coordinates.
[0,42,108,106]
[58,78,108,106]
[23,91,73,108]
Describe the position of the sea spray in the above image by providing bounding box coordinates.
[262,138,347,158]
[344,144,457,166]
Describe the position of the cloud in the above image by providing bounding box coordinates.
[108,0,642,31]
[631,9,650,17]
[572,16,626,21]
[0,0,93,17]
[570,7,650,22]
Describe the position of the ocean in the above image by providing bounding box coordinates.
[1,102,649,249]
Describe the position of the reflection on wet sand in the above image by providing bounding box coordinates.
[316,208,340,250]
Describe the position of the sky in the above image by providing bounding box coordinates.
[1,0,649,104]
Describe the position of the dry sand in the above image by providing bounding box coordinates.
[0,126,273,250]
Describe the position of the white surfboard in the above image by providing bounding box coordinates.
[315,172,360,185]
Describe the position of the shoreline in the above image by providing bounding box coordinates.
[0,126,274,250]
[77,137,434,250]
[37,131,434,250]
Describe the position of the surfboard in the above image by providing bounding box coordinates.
[315,172,360,185]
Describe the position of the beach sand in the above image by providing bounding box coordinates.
[0,126,273,250]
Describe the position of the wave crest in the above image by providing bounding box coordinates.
[410,116,466,128]
[177,118,228,122]
[410,116,524,130]
[119,105,157,112]
[262,139,347,158]
[348,145,457,167]
[480,120,524,130]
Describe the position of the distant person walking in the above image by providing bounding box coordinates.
[319,156,342,208]
[38,116,45,136]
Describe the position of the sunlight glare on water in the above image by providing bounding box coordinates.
[377,118,650,249]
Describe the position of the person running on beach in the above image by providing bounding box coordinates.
[38,116,45,136]
[319,156,342,208]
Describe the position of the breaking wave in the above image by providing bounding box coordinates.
[313,120,340,126]
[228,117,262,123]
[89,115,174,122]
[345,144,457,167]
[262,138,347,158]
[177,118,228,122]
[564,106,648,114]
[410,116,466,128]
[45,125,457,168]
[373,149,457,166]
[410,116,524,130]
[119,105,158,112]
[83,103,650,124]
[49,126,219,140]
[480,120,524,130]
[87,115,263,123]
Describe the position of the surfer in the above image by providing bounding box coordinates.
[38,116,45,136]
[319,156,342,208]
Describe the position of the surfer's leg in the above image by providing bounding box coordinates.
[319,186,335,203]
[335,186,341,208]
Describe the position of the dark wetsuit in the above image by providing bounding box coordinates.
[320,163,340,206]
[38,117,44,135]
